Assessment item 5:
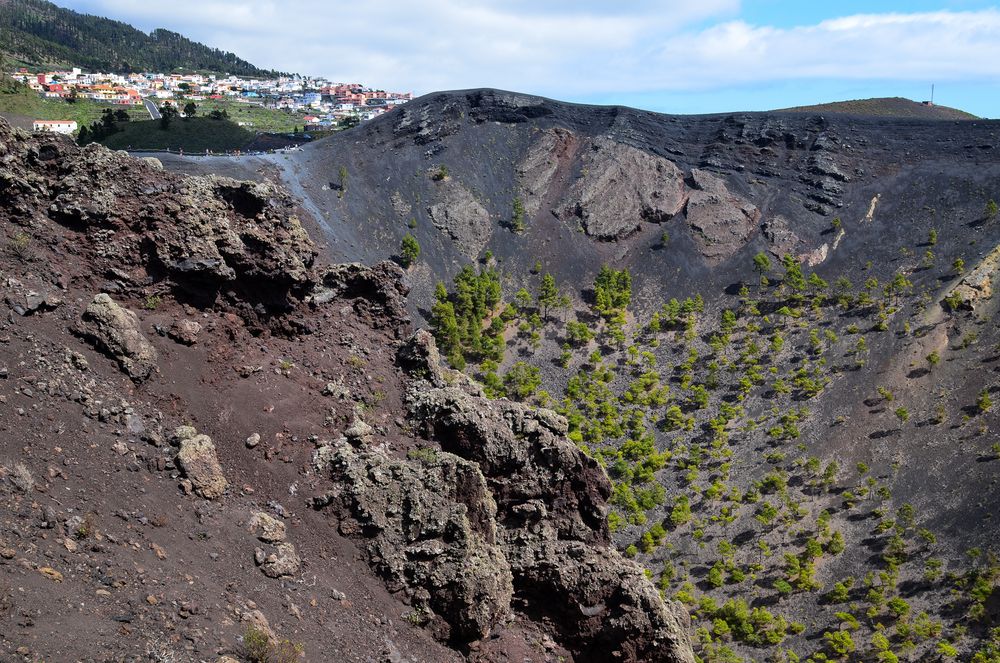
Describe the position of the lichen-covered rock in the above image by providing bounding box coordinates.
[248,512,286,543]
[75,294,158,382]
[255,542,301,578]
[312,442,513,643]
[167,319,202,346]
[176,431,228,499]
[343,416,374,443]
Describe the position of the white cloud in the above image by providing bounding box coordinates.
[653,10,1000,91]
[61,2,1000,98]
[66,0,739,93]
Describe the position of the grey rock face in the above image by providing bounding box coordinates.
[557,137,688,240]
[75,294,158,382]
[427,180,493,258]
[685,169,760,263]
[408,383,694,663]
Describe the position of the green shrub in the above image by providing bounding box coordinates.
[399,233,420,267]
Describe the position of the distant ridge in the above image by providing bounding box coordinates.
[777,96,977,120]
[0,0,282,76]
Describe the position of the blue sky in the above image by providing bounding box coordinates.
[59,1,1000,117]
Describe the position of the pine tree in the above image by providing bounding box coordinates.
[537,273,558,320]
[511,197,526,232]
[399,233,420,267]
[753,252,771,287]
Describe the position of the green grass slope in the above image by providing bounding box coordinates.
[0,84,146,126]
[777,97,977,120]
[98,116,255,152]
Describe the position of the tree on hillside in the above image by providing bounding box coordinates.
[399,234,420,267]
[183,101,197,117]
[511,197,526,232]
[782,254,806,292]
[100,108,117,131]
[537,273,558,320]
[430,283,463,369]
[159,104,178,130]
[593,265,632,316]
[753,252,771,287]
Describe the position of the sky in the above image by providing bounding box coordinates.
[58,0,1000,117]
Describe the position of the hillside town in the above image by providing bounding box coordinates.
[8,67,412,129]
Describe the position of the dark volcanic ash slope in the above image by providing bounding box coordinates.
[0,119,695,662]
[267,88,1000,317]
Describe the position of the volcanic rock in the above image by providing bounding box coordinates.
[75,294,158,382]
[175,428,228,499]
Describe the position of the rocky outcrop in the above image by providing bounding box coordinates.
[518,127,580,218]
[74,294,158,382]
[174,426,228,499]
[313,442,514,643]
[395,329,482,393]
[685,169,760,263]
[311,261,410,329]
[311,332,694,662]
[944,243,1000,310]
[408,385,694,663]
[427,180,493,258]
[558,137,687,240]
[0,119,317,318]
[145,176,316,306]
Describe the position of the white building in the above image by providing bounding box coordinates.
[33,120,78,135]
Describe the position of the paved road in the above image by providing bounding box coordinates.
[142,98,161,120]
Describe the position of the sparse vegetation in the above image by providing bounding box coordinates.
[399,233,421,267]
[241,625,304,663]
[511,196,526,232]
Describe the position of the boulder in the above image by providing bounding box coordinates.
[255,542,301,578]
[167,319,202,345]
[176,432,228,499]
[248,512,286,543]
[75,294,158,382]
